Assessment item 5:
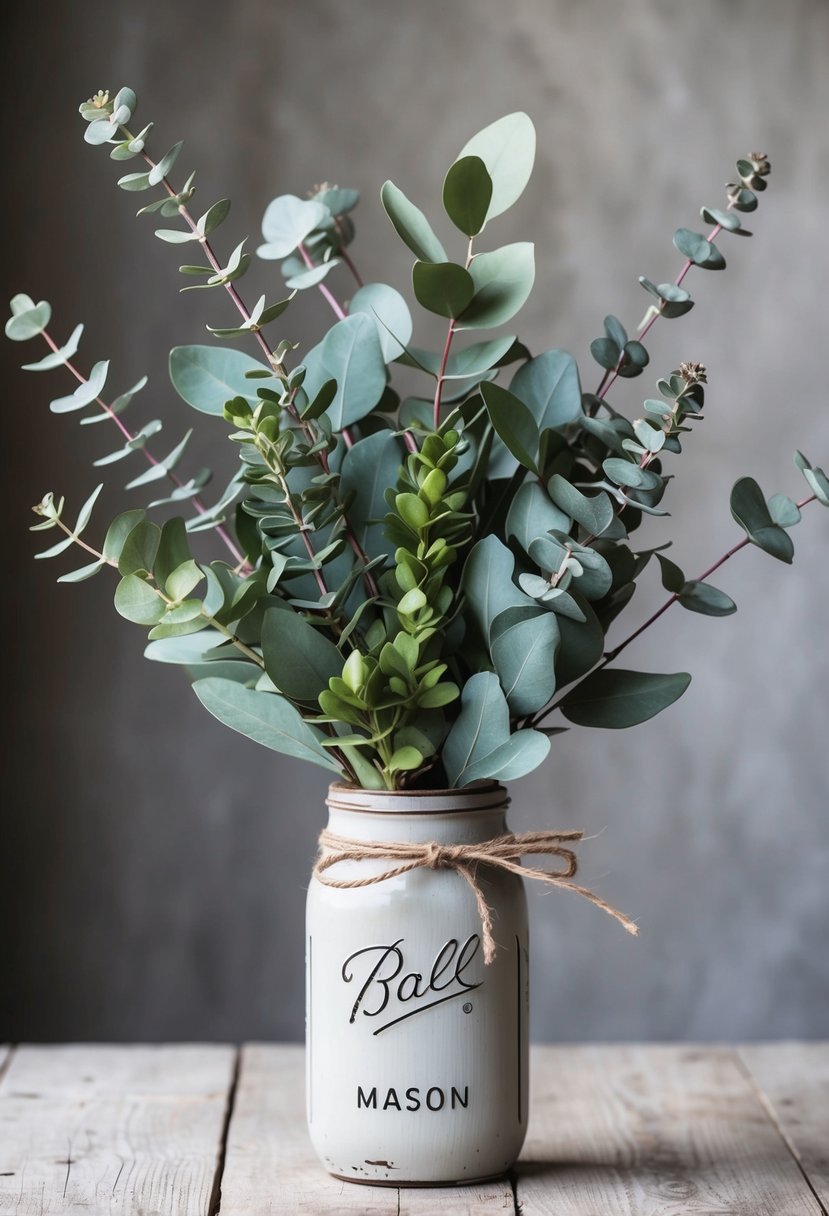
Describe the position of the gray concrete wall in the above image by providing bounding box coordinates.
[2,0,827,1042]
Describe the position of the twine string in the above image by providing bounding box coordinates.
[314,829,638,964]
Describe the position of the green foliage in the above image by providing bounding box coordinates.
[8,94,820,790]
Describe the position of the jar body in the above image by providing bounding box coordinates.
[306,783,529,1186]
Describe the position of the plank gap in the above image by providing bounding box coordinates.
[208,1045,242,1216]
[0,1045,16,1089]
[737,1046,829,1216]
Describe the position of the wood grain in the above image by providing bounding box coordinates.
[741,1043,829,1208]
[0,1044,236,1216]
[217,1044,515,1214]
[515,1044,825,1216]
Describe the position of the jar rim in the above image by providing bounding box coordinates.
[326,781,509,815]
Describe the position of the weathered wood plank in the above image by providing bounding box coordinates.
[515,1044,824,1215]
[741,1043,829,1207]
[217,1045,515,1214]
[0,1044,236,1216]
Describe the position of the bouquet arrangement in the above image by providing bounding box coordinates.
[9,89,826,791]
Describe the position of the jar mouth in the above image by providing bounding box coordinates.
[326,781,508,815]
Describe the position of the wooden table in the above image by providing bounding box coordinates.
[1,1043,826,1214]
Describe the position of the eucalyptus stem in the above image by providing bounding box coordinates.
[433,237,474,429]
[297,241,347,321]
[38,328,252,572]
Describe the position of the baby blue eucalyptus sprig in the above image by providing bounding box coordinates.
[10,94,827,791]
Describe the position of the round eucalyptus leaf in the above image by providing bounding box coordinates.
[169,345,269,415]
[590,337,620,370]
[412,261,475,319]
[673,228,712,263]
[349,282,413,361]
[442,156,493,237]
[257,194,330,259]
[457,242,535,330]
[457,112,536,222]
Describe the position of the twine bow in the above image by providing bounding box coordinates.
[314,828,638,964]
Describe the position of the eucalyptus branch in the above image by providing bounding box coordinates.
[38,326,251,571]
[41,508,265,668]
[529,490,819,728]
[590,153,770,414]
[120,125,378,598]
[598,491,817,671]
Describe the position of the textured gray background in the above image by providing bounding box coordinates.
[2,0,827,1042]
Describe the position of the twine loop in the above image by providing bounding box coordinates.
[314,827,637,964]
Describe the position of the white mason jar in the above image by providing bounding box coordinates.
[306,781,529,1186]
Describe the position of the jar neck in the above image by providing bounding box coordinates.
[325,782,509,845]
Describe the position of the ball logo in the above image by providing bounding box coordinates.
[341,935,482,1034]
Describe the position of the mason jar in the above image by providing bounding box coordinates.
[306,781,529,1186]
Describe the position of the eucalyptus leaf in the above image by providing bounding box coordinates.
[442,156,493,237]
[50,359,109,414]
[57,559,106,583]
[412,261,475,319]
[380,181,447,264]
[443,671,548,786]
[461,534,528,641]
[547,475,614,536]
[257,195,330,259]
[678,581,737,616]
[103,510,146,563]
[479,381,539,472]
[457,112,536,222]
[22,323,84,370]
[349,283,413,362]
[6,296,52,341]
[491,606,558,715]
[193,678,342,773]
[730,476,794,563]
[560,668,691,728]
[301,313,386,430]
[341,430,403,560]
[169,345,269,415]
[261,608,344,702]
[458,243,535,330]
[118,519,160,576]
[506,480,570,553]
[114,573,166,625]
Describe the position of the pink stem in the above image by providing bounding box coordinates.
[433,320,457,431]
[341,247,364,287]
[298,242,348,321]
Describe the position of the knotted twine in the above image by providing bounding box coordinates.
[314,828,638,964]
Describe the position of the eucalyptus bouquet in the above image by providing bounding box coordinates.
[9,90,827,791]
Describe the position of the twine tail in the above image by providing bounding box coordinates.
[455,862,497,964]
